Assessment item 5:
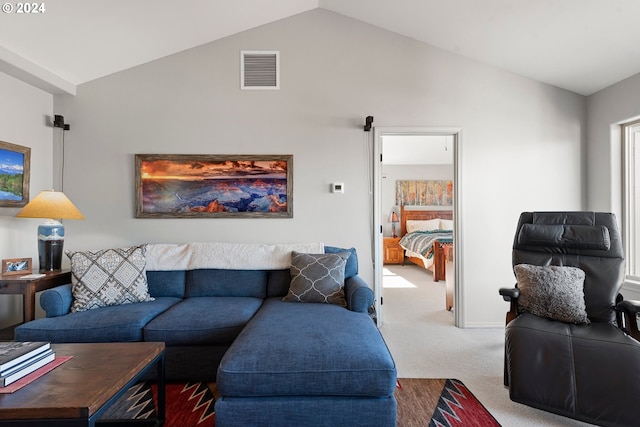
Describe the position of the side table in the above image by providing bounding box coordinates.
[0,269,71,340]
[383,237,404,265]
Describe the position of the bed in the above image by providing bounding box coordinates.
[398,206,453,282]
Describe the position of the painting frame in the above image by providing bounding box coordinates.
[0,141,30,208]
[395,179,453,207]
[135,154,293,218]
[1,258,32,276]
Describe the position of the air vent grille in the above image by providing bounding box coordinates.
[241,51,279,90]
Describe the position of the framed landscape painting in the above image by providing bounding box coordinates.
[0,141,30,207]
[135,154,293,218]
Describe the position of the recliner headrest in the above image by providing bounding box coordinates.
[518,223,611,250]
[533,211,595,226]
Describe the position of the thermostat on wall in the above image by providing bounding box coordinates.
[331,182,345,193]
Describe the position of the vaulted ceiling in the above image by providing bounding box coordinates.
[1,0,639,96]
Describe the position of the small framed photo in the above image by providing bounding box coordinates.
[1,258,32,276]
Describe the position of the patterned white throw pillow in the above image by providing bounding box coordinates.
[67,245,154,312]
[283,251,349,307]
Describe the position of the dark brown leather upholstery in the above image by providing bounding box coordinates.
[500,211,640,427]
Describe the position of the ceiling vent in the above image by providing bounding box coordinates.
[241,51,279,90]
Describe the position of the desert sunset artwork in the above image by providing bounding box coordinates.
[135,154,292,218]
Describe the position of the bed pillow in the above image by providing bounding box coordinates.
[514,264,589,324]
[439,219,454,230]
[67,245,154,312]
[406,219,441,233]
[283,251,349,307]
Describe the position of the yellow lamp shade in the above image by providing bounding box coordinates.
[16,190,84,220]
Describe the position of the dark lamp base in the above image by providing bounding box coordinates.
[39,240,64,272]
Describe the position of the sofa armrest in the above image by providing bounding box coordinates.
[40,284,73,317]
[345,275,374,313]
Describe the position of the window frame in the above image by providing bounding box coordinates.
[623,119,640,282]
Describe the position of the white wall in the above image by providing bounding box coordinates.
[586,71,640,300]
[48,9,585,327]
[381,164,453,236]
[0,72,53,328]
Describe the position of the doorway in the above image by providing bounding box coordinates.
[373,127,462,327]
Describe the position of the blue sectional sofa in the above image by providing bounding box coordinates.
[15,243,397,426]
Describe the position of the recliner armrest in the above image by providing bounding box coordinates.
[499,285,519,325]
[616,298,640,341]
[617,299,640,314]
[499,287,520,301]
[344,275,374,313]
[40,284,73,317]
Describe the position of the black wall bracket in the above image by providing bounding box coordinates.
[363,115,374,132]
[53,115,70,131]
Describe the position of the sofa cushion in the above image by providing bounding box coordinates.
[185,269,268,298]
[15,297,180,342]
[67,245,154,312]
[143,297,263,345]
[514,263,589,324]
[217,298,397,397]
[146,270,186,298]
[283,251,348,306]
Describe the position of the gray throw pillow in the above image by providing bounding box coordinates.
[283,251,349,307]
[514,264,589,324]
[67,245,154,312]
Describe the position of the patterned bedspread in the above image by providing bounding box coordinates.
[399,230,453,259]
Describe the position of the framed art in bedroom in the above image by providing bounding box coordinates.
[0,141,30,208]
[135,154,293,218]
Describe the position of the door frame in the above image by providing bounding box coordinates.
[373,126,463,327]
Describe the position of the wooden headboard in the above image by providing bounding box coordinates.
[399,205,453,236]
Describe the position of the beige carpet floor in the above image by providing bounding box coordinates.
[379,263,594,426]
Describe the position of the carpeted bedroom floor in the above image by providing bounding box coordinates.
[379,263,594,427]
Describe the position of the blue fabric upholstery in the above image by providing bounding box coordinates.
[15,297,180,342]
[144,297,263,345]
[146,270,186,298]
[40,283,73,317]
[324,245,358,278]
[265,269,291,298]
[344,275,375,313]
[217,298,396,397]
[215,395,397,427]
[16,244,395,427]
[185,269,267,298]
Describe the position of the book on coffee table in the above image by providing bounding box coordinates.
[0,349,56,387]
[0,342,51,373]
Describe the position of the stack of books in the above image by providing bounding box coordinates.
[0,342,55,387]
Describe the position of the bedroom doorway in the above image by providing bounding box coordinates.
[373,127,462,327]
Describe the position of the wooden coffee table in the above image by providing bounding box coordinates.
[0,342,165,426]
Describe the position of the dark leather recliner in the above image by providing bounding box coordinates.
[500,211,640,427]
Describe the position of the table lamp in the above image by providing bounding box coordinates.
[390,210,399,238]
[16,190,84,272]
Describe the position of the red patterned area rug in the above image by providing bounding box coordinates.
[100,381,216,426]
[396,378,501,427]
[102,378,498,426]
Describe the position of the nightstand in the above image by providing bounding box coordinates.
[0,269,71,340]
[383,237,404,265]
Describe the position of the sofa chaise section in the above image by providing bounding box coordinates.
[215,298,397,426]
